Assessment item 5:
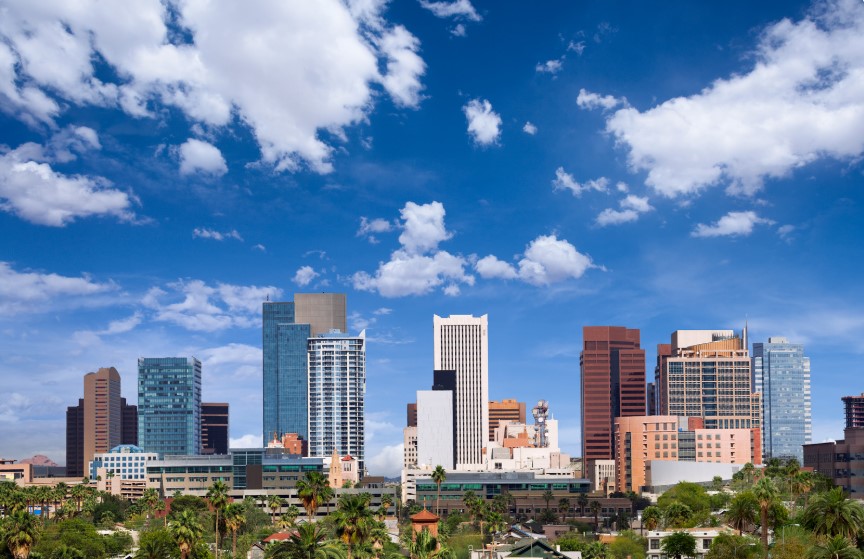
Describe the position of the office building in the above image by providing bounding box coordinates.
[646,383,657,416]
[843,394,864,429]
[489,399,526,442]
[654,343,673,415]
[121,398,138,447]
[202,403,229,455]
[433,314,489,469]
[263,294,346,442]
[66,400,85,478]
[404,426,418,469]
[90,444,159,481]
[661,329,760,430]
[416,390,454,469]
[753,337,811,461]
[307,330,366,472]
[804,428,864,499]
[407,403,417,428]
[580,326,646,462]
[138,357,202,456]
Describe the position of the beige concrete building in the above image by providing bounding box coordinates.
[83,367,123,472]
[489,399,525,441]
[295,293,347,337]
[403,426,418,468]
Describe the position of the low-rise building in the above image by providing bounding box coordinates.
[646,528,733,559]
[804,427,864,498]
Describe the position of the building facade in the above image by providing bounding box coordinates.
[804,428,864,498]
[263,294,346,442]
[201,403,229,455]
[66,399,85,478]
[843,394,864,429]
[753,337,811,461]
[307,330,366,472]
[489,399,526,442]
[138,357,202,456]
[89,444,159,481]
[580,326,646,462]
[83,367,123,473]
[417,390,454,469]
[433,314,489,470]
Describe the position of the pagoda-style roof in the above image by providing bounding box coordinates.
[411,509,440,522]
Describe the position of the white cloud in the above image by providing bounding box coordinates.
[418,0,481,21]
[567,40,585,55]
[178,139,228,176]
[451,24,467,37]
[193,228,243,241]
[357,216,395,243]
[595,194,654,226]
[253,244,266,252]
[536,58,564,75]
[523,122,537,135]
[199,343,262,368]
[73,312,144,346]
[230,434,263,448]
[691,210,775,238]
[293,265,319,287]
[0,136,134,227]
[398,201,451,254]
[603,0,864,197]
[373,307,392,315]
[475,234,599,286]
[0,0,428,174]
[463,98,502,146]
[576,88,624,110]
[777,224,796,241]
[366,443,403,477]
[552,167,609,197]
[143,279,281,331]
[0,262,117,315]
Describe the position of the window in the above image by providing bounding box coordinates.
[703,539,712,549]
[650,540,660,550]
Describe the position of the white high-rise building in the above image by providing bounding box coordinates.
[417,390,454,469]
[307,330,366,472]
[433,314,488,470]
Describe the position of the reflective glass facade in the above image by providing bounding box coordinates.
[138,357,202,456]
[753,338,811,462]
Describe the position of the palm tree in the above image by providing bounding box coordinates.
[224,502,246,558]
[333,493,375,559]
[154,499,167,527]
[806,535,863,559]
[297,471,331,521]
[664,502,693,529]
[432,466,446,516]
[558,498,570,518]
[802,487,864,543]
[542,490,554,514]
[405,527,454,559]
[280,504,301,529]
[50,544,85,559]
[267,522,345,559]
[206,479,230,559]
[268,494,284,523]
[725,491,758,535]
[662,531,697,559]
[590,500,602,533]
[578,493,589,516]
[170,509,204,559]
[753,478,779,553]
[642,506,662,531]
[4,509,40,559]
[379,495,394,521]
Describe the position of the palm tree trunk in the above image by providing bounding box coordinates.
[233,531,237,557]
[760,507,768,553]
[215,509,220,559]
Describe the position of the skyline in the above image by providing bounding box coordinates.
[1,0,864,477]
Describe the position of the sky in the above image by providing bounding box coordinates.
[1,0,863,477]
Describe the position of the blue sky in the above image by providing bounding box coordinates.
[1,0,863,476]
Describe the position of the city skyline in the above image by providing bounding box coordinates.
[1,0,863,477]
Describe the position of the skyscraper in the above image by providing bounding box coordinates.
[307,330,366,471]
[433,314,488,470]
[753,337,811,462]
[66,399,84,478]
[138,357,202,455]
[201,403,229,455]
[580,326,646,461]
[489,399,526,441]
[262,294,346,441]
[83,367,122,470]
[843,393,864,429]
[121,398,138,447]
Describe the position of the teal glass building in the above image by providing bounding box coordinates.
[752,337,811,462]
[138,356,202,455]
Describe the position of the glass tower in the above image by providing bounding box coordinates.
[753,337,811,462]
[138,357,202,455]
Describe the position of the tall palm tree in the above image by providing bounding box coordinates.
[753,477,779,553]
[267,522,345,559]
[405,527,454,559]
[268,494,284,523]
[379,495,394,521]
[642,506,661,532]
[280,504,301,529]
[802,487,864,543]
[578,493,589,516]
[806,535,863,559]
[725,491,758,535]
[170,509,204,559]
[4,509,39,559]
[590,500,602,533]
[558,498,570,518]
[333,493,375,559]
[206,479,229,559]
[224,502,246,558]
[431,466,446,516]
[297,471,331,521]
[542,490,554,514]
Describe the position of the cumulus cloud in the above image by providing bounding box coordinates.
[552,167,609,197]
[0,262,117,315]
[293,265,319,287]
[418,0,481,21]
[595,194,654,226]
[366,443,403,477]
[352,201,473,297]
[601,0,864,197]
[567,40,586,55]
[357,216,395,243]
[0,133,134,226]
[576,88,625,110]
[230,434,263,448]
[143,279,281,331]
[178,139,228,176]
[691,210,775,238]
[536,58,564,75]
[475,234,599,286]
[73,312,143,346]
[523,122,537,135]
[0,0,428,173]
[463,99,502,146]
[193,228,243,241]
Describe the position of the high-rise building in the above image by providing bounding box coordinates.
[417,390,454,469]
[646,383,657,416]
[489,399,526,442]
[263,294,346,442]
[83,367,123,472]
[580,326,646,462]
[121,398,138,447]
[307,330,366,472]
[138,357,202,456]
[407,403,417,428]
[843,394,864,429]
[662,330,760,431]
[433,314,489,469]
[654,343,672,415]
[66,399,84,478]
[201,403,229,455]
[753,337,811,462]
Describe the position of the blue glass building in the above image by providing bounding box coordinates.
[138,356,202,455]
[752,337,811,462]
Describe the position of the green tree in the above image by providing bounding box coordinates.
[432,466,447,517]
[169,509,204,559]
[558,498,570,517]
[806,536,863,559]
[711,477,725,492]
[663,503,693,529]
[3,510,40,559]
[405,527,454,559]
[206,479,230,559]
[268,495,285,523]
[266,522,345,559]
[753,478,779,553]
[658,483,711,515]
[48,544,85,559]
[297,471,331,522]
[662,532,697,559]
[642,506,661,531]
[578,493,589,517]
[725,492,758,535]
[590,501,602,533]
[224,502,246,558]
[608,530,646,559]
[333,493,374,559]
[773,525,815,559]
[705,533,761,559]
[134,528,175,559]
[801,487,864,543]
